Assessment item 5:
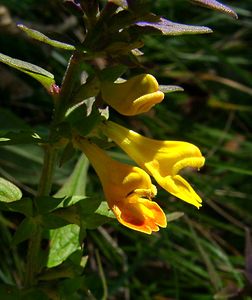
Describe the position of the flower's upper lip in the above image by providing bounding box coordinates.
[172,156,205,176]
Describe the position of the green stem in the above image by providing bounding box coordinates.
[24,145,58,287]
[24,50,82,288]
[37,145,58,197]
[24,225,42,287]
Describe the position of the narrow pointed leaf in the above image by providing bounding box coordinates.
[55,154,89,199]
[135,17,212,36]
[0,52,55,90]
[190,0,238,19]
[18,24,76,50]
[159,85,184,93]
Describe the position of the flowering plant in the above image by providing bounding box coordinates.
[0,0,238,298]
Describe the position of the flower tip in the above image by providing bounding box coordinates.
[133,90,164,115]
[172,155,205,176]
[101,73,164,116]
[143,74,159,90]
[159,218,167,229]
[196,202,202,209]
[200,156,206,168]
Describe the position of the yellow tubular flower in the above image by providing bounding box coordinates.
[73,137,167,234]
[100,74,164,116]
[101,121,205,209]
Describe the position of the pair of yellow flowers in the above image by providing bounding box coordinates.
[73,74,205,234]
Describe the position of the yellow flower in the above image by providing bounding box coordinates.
[73,136,167,234]
[101,121,205,208]
[100,74,164,116]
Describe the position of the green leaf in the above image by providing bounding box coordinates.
[12,217,37,245]
[51,197,115,229]
[41,214,70,229]
[135,16,213,36]
[79,197,102,217]
[0,197,33,217]
[34,196,65,214]
[0,177,22,203]
[47,224,81,268]
[51,206,81,226]
[83,200,116,229]
[18,24,76,50]
[55,154,89,199]
[95,201,115,219]
[0,52,55,90]
[84,214,114,230]
[190,0,238,19]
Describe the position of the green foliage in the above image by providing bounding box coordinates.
[18,24,76,51]
[12,217,37,245]
[0,53,55,90]
[47,224,81,268]
[0,177,22,203]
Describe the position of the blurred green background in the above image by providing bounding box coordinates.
[0,0,252,299]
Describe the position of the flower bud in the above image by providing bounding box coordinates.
[101,74,164,116]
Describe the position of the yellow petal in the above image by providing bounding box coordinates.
[73,136,167,234]
[159,175,202,208]
[112,197,167,234]
[101,74,164,116]
[101,121,205,208]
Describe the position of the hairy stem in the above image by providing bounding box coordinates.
[24,50,82,288]
[24,225,42,287]
[37,146,58,197]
